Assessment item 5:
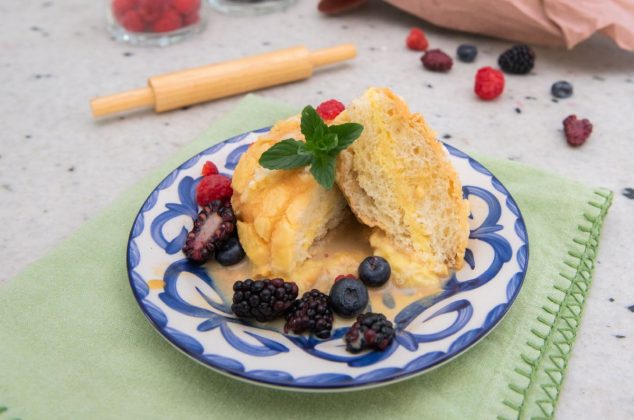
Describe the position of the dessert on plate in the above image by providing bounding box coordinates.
[183,87,470,351]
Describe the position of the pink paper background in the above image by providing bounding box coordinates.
[386,0,634,51]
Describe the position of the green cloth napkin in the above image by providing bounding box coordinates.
[0,95,612,420]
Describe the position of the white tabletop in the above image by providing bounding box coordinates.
[1,1,633,418]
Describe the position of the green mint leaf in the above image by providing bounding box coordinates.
[259,139,313,169]
[314,132,338,151]
[300,105,328,142]
[309,154,337,189]
[328,123,363,153]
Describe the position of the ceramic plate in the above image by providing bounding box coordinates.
[127,127,529,391]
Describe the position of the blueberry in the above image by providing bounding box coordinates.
[215,236,246,266]
[551,81,573,99]
[358,256,391,287]
[457,44,478,63]
[328,278,369,318]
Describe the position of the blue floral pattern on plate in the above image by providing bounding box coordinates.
[127,128,529,390]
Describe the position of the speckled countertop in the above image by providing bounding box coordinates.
[1,0,633,418]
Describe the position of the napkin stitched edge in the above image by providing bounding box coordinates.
[500,188,613,419]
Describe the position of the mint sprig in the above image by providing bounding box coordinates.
[258,105,363,189]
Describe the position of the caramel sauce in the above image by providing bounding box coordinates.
[206,215,447,320]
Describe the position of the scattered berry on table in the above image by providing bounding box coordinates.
[358,256,391,287]
[328,277,369,318]
[215,234,246,266]
[498,44,535,75]
[201,161,219,176]
[152,9,182,32]
[474,67,505,100]
[406,28,428,51]
[170,0,200,15]
[120,10,145,32]
[231,278,299,322]
[563,115,593,147]
[196,174,233,207]
[345,312,395,353]
[551,81,573,99]
[316,99,345,120]
[457,44,478,63]
[421,49,453,72]
[285,290,334,339]
[182,200,236,263]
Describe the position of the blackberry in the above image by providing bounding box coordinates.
[182,200,235,263]
[551,81,573,99]
[231,278,299,322]
[284,289,333,339]
[345,312,395,353]
[498,45,535,75]
[457,44,478,63]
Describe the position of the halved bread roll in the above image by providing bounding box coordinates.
[334,87,470,285]
[231,117,349,279]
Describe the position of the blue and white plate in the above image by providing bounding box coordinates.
[127,128,529,391]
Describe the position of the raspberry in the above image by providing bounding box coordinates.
[316,99,345,120]
[119,10,145,32]
[563,115,592,147]
[474,67,505,100]
[112,0,137,19]
[152,8,182,32]
[406,28,428,51]
[169,0,200,15]
[138,0,165,23]
[196,174,233,206]
[183,11,199,26]
[334,274,356,282]
[498,45,535,75]
[182,200,235,263]
[421,49,453,72]
[201,161,219,176]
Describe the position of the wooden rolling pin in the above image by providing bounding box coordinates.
[91,44,356,117]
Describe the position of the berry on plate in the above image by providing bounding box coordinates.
[285,290,334,339]
[138,0,165,23]
[215,235,246,266]
[406,28,428,51]
[201,160,219,176]
[316,99,345,120]
[231,278,299,322]
[182,200,235,263]
[474,67,505,100]
[196,174,233,207]
[359,256,391,287]
[328,276,369,318]
[345,312,395,353]
[112,0,137,19]
[421,49,453,72]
